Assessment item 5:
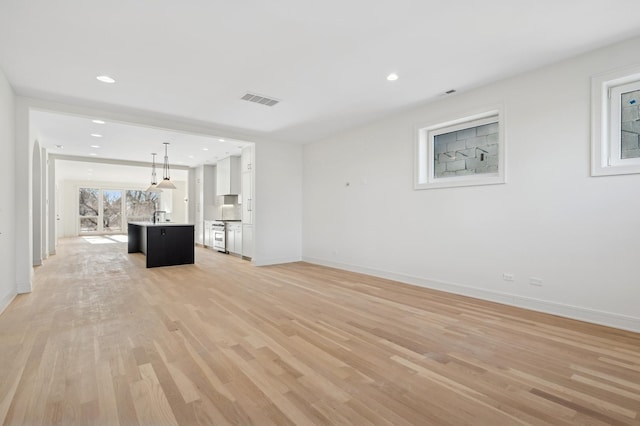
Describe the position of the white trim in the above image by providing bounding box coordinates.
[591,64,640,176]
[0,292,17,316]
[254,256,302,266]
[415,104,506,190]
[302,256,640,333]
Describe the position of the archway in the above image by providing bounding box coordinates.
[41,146,48,260]
[32,140,42,266]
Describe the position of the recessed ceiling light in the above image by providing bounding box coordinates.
[188,155,195,159]
[89,153,97,156]
[90,133,103,138]
[90,145,100,148]
[387,73,399,81]
[92,119,105,124]
[203,148,209,151]
[218,139,225,142]
[96,75,116,84]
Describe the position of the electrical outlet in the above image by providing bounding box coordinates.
[529,277,543,287]
[502,273,514,282]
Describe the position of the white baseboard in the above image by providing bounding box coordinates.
[254,256,302,267]
[16,281,32,294]
[0,291,17,316]
[302,256,640,333]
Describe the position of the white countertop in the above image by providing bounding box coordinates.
[128,222,194,227]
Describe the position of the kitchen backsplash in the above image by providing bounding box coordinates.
[217,204,241,220]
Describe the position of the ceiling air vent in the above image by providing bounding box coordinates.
[241,92,280,107]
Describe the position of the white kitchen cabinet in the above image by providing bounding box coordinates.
[216,156,240,196]
[242,224,253,259]
[240,146,254,260]
[202,219,208,246]
[241,171,252,225]
[203,220,214,247]
[195,165,217,244]
[202,165,216,207]
[226,222,242,255]
[241,145,253,172]
[226,229,235,253]
[194,170,203,245]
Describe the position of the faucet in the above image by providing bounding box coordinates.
[152,210,166,224]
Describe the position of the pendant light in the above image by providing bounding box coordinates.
[146,153,162,193]
[156,142,176,189]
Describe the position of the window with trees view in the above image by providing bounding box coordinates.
[126,190,159,222]
[79,188,99,232]
[78,188,159,234]
[103,189,122,232]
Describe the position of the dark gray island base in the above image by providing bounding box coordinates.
[127,222,195,268]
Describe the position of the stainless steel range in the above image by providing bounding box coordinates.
[212,221,226,252]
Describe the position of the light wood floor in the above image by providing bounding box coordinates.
[1,237,639,425]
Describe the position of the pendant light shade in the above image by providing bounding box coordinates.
[146,153,162,193]
[156,142,177,190]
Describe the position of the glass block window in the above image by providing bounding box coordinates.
[620,88,640,159]
[415,107,505,190]
[433,121,499,178]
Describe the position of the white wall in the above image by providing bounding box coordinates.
[254,141,303,265]
[15,98,33,293]
[59,179,188,237]
[302,36,640,332]
[0,67,16,312]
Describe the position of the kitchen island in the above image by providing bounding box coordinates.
[127,222,195,268]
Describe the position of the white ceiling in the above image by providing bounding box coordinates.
[54,159,188,186]
[33,110,248,166]
[2,0,640,171]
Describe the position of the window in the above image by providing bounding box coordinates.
[126,190,160,222]
[591,65,640,176]
[102,189,123,233]
[78,188,160,234]
[79,188,99,232]
[415,107,505,189]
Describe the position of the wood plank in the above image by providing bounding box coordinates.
[0,237,638,424]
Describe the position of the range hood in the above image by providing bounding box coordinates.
[216,156,240,196]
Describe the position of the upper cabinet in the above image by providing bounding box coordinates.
[241,146,254,225]
[241,146,254,260]
[241,146,253,172]
[216,156,240,196]
[241,173,252,224]
[202,165,216,207]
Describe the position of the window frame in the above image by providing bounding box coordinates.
[591,64,640,176]
[414,106,506,190]
[78,187,100,234]
[77,187,160,235]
